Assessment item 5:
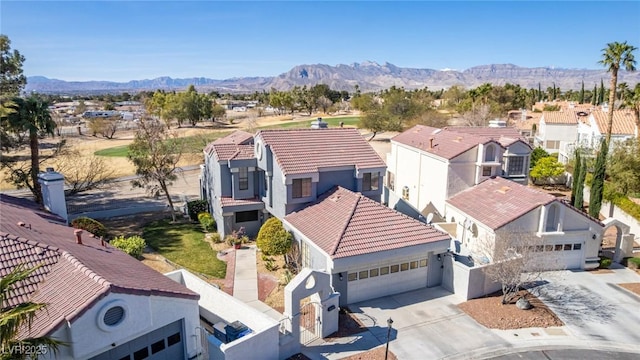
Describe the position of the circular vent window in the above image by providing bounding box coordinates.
[103,306,125,326]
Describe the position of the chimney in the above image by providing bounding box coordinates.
[74,229,83,245]
[429,137,434,149]
[38,168,68,223]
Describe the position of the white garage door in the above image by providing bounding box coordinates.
[347,259,429,304]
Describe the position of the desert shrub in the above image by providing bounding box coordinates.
[198,212,216,232]
[209,232,222,244]
[256,218,292,257]
[261,254,273,262]
[187,200,208,221]
[225,227,247,246]
[628,257,640,269]
[280,269,294,286]
[264,259,279,272]
[599,257,612,269]
[111,235,146,259]
[71,216,108,238]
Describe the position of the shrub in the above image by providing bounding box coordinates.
[198,212,216,232]
[209,232,222,244]
[225,227,247,246]
[187,200,208,221]
[256,218,292,258]
[71,216,108,238]
[599,257,612,269]
[628,257,640,270]
[613,196,640,222]
[264,259,279,272]
[280,269,294,286]
[111,235,146,259]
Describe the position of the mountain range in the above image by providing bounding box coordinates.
[25,62,640,94]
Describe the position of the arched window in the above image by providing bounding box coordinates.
[485,145,495,162]
[545,204,560,232]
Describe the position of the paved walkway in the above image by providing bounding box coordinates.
[232,245,282,321]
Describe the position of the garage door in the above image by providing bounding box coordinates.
[347,259,429,304]
[90,320,185,360]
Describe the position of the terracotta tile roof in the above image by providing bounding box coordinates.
[0,194,198,338]
[392,125,496,160]
[446,126,531,148]
[591,109,637,135]
[446,177,555,230]
[256,128,386,175]
[219,197,264,208]
[204,131,256,162]
[284,187,450,259]
[541,111,578,125]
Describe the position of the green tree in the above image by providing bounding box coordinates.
[530,147,550,169]
[256,218,293,261]
[0,35,26,97]
[599,41,637,143]
[128,118,183,222]
[589,139,608,218]
[592,84,598,105]
[574,156,586,210]
[606,138,640,198]
[580,81,585,104]
[598,79,605,105]
[571,148,582,205]
[530,156,565,182]
[0,264,65,360]
[1,96,56,204]
[211,103,226,122]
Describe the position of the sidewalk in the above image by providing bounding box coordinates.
[232,245,283,321]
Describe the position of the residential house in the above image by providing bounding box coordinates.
[201,130,266,239]
[201,128,387,238]
[386,125,532,220]
[575,107,638,153]
[535,110,579,161]
[0,194,201,360]
[445,176,604,270]
[283,186,451,305]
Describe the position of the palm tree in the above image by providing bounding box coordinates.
[618,82,629,103]
[4,96,56,204]
[599,41,637,143]
[1,264,64,359]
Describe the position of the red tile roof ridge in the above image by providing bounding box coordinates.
[329,188,360,256]
[60,251,112,289]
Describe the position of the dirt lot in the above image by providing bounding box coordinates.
[619,283,640,297]
[458,290,564,330]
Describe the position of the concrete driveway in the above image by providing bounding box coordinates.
[302,267,640,360]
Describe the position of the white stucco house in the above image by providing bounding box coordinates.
[386,125,532,220]
[283,186,451,305]
[534,110,579,163]
[444,176,605,270]
[575,107,638,152]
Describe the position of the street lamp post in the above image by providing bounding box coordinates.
[385,317,394,360]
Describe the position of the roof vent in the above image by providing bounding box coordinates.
[497,186,511,194]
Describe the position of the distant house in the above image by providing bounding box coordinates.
[576,107,638,152]
[283,186,451,305]
[534,110,579,160]
[0,194,201,360]
[386,125,532,220]
[445,176,604,270]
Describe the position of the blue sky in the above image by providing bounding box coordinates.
[2,1,639,82]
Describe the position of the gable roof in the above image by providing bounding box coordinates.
[541,111,578,125]
[590,109,637,135]
[256,128,386,175]
[204,130,256,162]
[0,194,198,338]
[446,177,556,230]
[445,126,531,148]
[392,125,498,160]
[284,187,450,259]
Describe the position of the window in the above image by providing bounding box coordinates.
[238,167,249,190]
[546,140,560,150]
[167,333,181,347]
[236,210,259,223]
[348,273,358,281]
[573,243,582,250]
[400,263,409,271]
[482,166,492,176]
[485,145,495,162]
[545,245,554,252]
[292,178,312,198]
[359,270,369,280]
[508,156,525,175]
[390,264,399,273]
[380,266,389,275]
[302,242,310,268]
[370,268,379,277]
[387,171,395,191]
[554,244,563,251]
[419,259,428,267]
[133,348,149,360]
[402,186,410,201]
[410,261,418,269]
[363,172,379,191]
[564,244,572,251]
[545,204,559,232]
[151,340,165,354]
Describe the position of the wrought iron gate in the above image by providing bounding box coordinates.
[299,301,321,345]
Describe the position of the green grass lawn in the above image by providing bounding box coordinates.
[258,116,360,130]
[143,220,226,278]
[94,145,130,157]
[94,131,232,157]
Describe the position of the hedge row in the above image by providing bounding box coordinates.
[612,195,640,222]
